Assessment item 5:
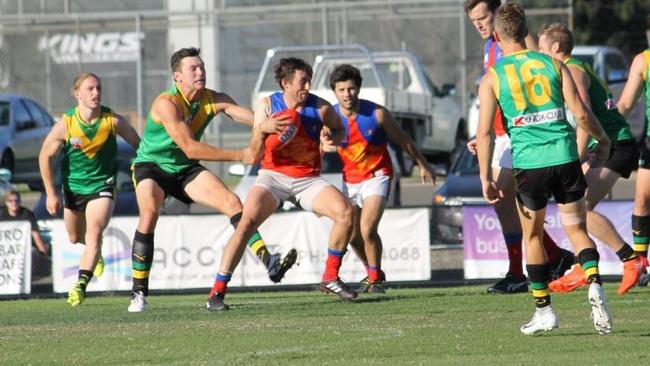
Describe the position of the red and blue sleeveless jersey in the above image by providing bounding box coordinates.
[335,99,393,183]
[261,92,323,177]
[484,36,506,136]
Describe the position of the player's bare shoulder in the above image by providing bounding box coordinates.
[151,93,181,123]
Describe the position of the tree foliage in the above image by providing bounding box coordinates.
[573,0,650,58]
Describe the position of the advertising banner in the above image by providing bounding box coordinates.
[463,201,633,279]
[48,208,430,293]
[0,221,31,295]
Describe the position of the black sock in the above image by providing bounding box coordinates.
[132,230,154,296]
[527,263,550,308]
[77,269,93,291]
[616,243,637,262]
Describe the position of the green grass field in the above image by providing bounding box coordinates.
[1,284,648,365]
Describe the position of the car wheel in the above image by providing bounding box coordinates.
[0,150,14,177]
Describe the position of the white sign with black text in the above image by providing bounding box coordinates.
[0,221,31,295]
[47,209,430,293]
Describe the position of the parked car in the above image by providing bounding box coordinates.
[430,145,482,245]
[33,139,188,220]
[0,94,55,189]
[229,151,402,210]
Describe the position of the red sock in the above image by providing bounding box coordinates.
[367,265,381,282]
[543,229,561,263]
[209,273,231,297]
[504,233,524,278]
[322,248,344,282]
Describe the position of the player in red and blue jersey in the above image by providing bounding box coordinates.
[206,58,358,310]
[329,64,434,293]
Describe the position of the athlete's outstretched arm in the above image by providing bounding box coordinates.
[476,72,500,205]
[213,92,254,127]
[617,52,646,117]
[152,96,250,163]
[38,118,67,215]
[114,114,140,150]
[559,61,610,162]
[377,106,434,184]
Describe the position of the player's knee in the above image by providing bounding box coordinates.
[137,210,160,232]
[223,191,243,213]
[68,232,83,244]
[360,225,379,243]
[333,201,353,228]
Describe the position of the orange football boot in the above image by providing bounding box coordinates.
[617,256,649,295]
[549,264,588,293]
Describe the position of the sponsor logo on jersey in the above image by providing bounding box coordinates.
[69,137,82,149]
[279,124,297,144]
[513,108,564,127]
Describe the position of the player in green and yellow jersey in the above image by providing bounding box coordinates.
[39,73,141,306]
[617,46,650,287]
[536,23,645,295]
[476,3,613,335]
[127,48,296,313]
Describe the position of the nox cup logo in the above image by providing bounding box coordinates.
[513,108,564,127]
[38,32,144,64]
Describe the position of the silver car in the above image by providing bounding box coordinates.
[0,94,54,189]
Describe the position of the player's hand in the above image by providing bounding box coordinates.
[481,178,502,205]
[45,194,61,216]
[320,127,336,152]
[589,138,610,166]
[239,147,255,165]
[259,114,290,135]
[466,138,478,155]
[419,164,436,185]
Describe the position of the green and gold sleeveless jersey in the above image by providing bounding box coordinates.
[489,50,577,169]
[643,49,650,136]
[134,84,218,174]
[62,106,118,194]
[565,57,633,145]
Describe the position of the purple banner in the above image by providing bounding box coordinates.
[463,201,632,263]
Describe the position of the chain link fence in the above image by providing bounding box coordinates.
[0,0,571,294]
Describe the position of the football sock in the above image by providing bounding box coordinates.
[210,273,232,296]
[527,263,550,308]
[131,231,154,296]
[504,233,524,278]
[615,243,638,262]
[230,213,271,267]
[577,248,601,285]
[542,229,562,263]
[367,265,381,282]
[322,248,345,282]
[632,215,650,257]
[77,270,93,291]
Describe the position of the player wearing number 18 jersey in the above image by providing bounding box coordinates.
[476,3,612,335]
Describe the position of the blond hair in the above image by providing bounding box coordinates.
[70,73,100,97]
[538,23,574,54]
